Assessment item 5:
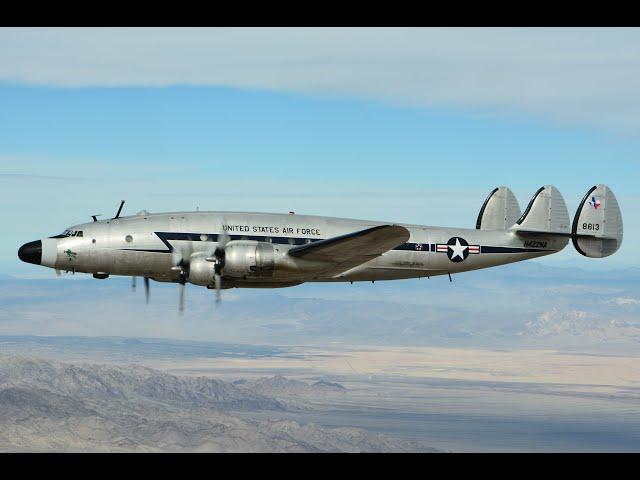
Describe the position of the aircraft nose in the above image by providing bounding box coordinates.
[18,240,42,265]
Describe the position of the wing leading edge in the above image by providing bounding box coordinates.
[288,224,410,277]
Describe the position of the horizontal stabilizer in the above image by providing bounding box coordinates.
[512,185,570,235]
[572,184,623,258]
[476,186,522,230]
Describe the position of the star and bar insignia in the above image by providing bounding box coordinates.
[436,237,480,263]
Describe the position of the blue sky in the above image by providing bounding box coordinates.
[1,28,639,275]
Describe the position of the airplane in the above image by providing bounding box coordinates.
[18,184,623,313]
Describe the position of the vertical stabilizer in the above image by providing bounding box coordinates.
[572,184,623,258]
[476,186,522,230]
[512,185,570,235]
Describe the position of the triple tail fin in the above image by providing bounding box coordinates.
[476,186,522,230]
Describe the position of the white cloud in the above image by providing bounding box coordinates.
[607,297,640,306]
[1,27,640,133]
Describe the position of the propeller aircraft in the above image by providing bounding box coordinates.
[18,184,623,313]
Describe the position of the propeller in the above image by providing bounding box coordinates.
[55,269,61,277]
[136,228,230,312]
[212,233,230,305]
[170,239,195,314]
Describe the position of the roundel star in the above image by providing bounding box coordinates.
[447,237,469,262]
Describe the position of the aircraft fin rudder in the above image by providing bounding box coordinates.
[510,185,570,235]
[476,186,522,230]
[571,184,623,258]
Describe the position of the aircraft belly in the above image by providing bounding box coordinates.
[328,267,439,282]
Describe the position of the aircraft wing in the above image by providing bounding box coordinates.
[288,224,410,276]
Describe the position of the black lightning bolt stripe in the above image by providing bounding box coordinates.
[118,232,553,255]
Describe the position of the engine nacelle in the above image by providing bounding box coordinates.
[187,257,216,286]
[224,240,275,278]
[187,240,279,286]
[188,240,297,286]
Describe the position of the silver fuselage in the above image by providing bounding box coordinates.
[34,211,568,288]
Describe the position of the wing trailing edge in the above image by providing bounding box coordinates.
[288,224,410,276]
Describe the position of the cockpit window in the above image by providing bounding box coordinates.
[49,229,84,239]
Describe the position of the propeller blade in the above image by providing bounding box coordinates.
[55,269,61,277]
[218,232,230,248]
[177,269,187,314]
[214,273,222,305]
[171,246,184,269]
[131,276,137,292]
[178,282,185,314]
[144,277,150,304]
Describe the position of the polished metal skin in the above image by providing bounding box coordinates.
[16,207,564,284]
[18,184,622,296]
